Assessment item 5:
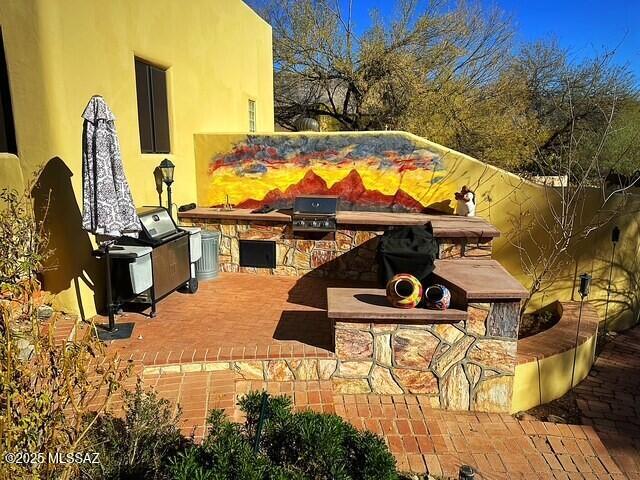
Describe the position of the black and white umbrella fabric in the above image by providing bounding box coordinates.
[81,95,139,237]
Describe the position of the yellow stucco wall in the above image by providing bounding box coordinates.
[194,131,640,332]
[0,0,274,317]
[512,334,596,413]
[0,153,24,191]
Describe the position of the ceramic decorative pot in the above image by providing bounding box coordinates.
[424,284,451,310]
[386,273,423,309]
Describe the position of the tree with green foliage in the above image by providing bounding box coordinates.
[253,0,639,173]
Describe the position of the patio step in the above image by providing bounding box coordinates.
[142,355,338,383]
[123,341,334,367]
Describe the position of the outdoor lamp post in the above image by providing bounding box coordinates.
[159,158,175,217]
[579,273,592,298]
[571,273,592,388]
[603,226,620,338]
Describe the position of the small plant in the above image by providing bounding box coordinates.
[170,391,400,480]
[0,187,50,291]
[0,183,130,480]
[81,380,187,480]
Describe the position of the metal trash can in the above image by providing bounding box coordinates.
[196,231,220,281]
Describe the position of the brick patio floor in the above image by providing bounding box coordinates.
[89,274,639,478]
[137,367,630,479]
[573,327,640,479]
[97,273,372,364]
[133,329,639,479]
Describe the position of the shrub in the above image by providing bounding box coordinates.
[170,391,400,480]
[0,187,49,289]
[0,185,130,480]
[81,381,187,480]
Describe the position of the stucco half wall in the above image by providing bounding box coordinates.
[195,130,640,331]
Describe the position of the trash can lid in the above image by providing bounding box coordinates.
[180,226,202,235]
[109,245,152,258]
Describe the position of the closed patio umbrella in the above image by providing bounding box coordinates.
[81,95,139,236]
[81,95,138,339]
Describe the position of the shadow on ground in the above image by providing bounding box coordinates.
[273,310,333,351]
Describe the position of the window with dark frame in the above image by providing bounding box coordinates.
[0,28,17,155]
[134,58,170,154]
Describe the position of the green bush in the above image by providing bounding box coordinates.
[79,389,403,479]
[81,381,188,480]
[170,391,400,480]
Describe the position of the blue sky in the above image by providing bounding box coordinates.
[250,0,640,82]
[347,0,640,80]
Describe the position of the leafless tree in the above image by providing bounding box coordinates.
[507,69,640,313]
[257,0,513,131]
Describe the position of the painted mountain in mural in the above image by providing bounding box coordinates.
[235,169,425,212]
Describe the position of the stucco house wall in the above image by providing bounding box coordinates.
[0,0,274,317]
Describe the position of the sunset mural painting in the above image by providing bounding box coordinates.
[204,134,449,212]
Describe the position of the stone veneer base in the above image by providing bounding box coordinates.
[332,301,521,413]
[179,219,492,279]
[142,358,338,382]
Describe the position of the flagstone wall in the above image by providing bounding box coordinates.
[332,301,521,413]
[179,217,492,279]
[142,299,521,413]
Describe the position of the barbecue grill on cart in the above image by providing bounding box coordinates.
[95,206,200,331]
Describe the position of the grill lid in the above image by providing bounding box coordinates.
[137,206,178,240]
[293,195,339,215]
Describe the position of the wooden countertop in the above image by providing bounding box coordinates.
[432,259,529,300]
[178,207,291,222]
[179,208,500,238]
[326,260,527,324]
[326,288,468,322]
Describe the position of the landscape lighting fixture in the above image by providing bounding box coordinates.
[579,273,592,299]
[159,158,175,217]
[159,158,175,185]
[571,273,592,388]
[603,226,620,339]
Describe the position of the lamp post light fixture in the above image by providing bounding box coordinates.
[159,158,175,217]
[603,226,620,339]
[579,272,592,298]
[571,273,592,388]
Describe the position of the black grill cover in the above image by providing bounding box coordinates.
[377,225,438,285]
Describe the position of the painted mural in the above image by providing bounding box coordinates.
[203,134,449,212]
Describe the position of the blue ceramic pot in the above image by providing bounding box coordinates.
[423,284,451,310]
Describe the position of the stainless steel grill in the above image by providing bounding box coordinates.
[136,206,186,245]
[291,195,339,232]
[117,206,191,306]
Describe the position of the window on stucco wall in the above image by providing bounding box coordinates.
[134,57,170,154]
[248,99,256,132]
[0,28,17,155]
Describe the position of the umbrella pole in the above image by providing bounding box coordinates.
[93,240,135,341]
[105,242,115,331]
